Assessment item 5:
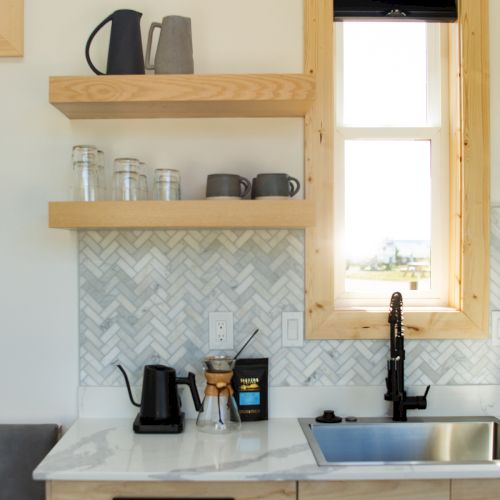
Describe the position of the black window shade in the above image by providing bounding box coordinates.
[334,0,457,22]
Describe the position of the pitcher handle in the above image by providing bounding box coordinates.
[239,176,251,198]
[85,13,114,75]
[145,22,162,71]
[288,176,301,198]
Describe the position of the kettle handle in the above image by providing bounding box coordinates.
[85,13,114,75]
[145,22,162,71]
[116,364,141,407]
[176,372,202,411]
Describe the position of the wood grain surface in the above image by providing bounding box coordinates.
[0,0,23,56]
[49,74,315,118]
[299,480,451,500]
[48,200,315,229]
[47,480,296,500]
[451,479,500,500]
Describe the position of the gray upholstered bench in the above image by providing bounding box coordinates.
[0,424,59,500]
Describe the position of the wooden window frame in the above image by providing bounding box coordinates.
[304,0,490,339]
[0,0,23,56]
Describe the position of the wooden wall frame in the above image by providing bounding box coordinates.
[0,0,23,56]
[47,480,297,500]
[305,0,490,339]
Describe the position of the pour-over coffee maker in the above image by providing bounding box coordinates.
[196,356,241,434]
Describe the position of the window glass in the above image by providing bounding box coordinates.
[342,22,428,126]
[344,140,431,293]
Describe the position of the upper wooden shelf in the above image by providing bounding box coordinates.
[49,74,316,119]
[48,200,315,229]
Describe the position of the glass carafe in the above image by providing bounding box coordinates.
[196,357,241,434]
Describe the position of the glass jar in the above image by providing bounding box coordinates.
[153,169,181,201]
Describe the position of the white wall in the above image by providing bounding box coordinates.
[0,0,302,426]
[0,0,498,427]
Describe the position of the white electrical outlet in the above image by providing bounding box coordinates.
[209,312,234,350]
[216,320,227,343]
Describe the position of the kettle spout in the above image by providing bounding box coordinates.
[116,364,141,407]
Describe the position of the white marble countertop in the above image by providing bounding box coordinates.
[33,418,500,482]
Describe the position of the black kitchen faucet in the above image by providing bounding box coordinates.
[384,292,430,421]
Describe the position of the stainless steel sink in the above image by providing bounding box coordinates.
[299,417,500,465]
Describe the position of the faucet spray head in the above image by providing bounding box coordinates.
[388,291,403,324]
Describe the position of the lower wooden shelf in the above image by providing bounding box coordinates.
[48,200,315,229]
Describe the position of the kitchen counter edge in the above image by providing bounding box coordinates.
[33,418,500,482]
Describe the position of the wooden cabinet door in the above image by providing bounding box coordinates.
[451,479,500,500]
[299,480,450,500]
[46,481,296,500]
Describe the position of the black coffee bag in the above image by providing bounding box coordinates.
[232,358,268,421]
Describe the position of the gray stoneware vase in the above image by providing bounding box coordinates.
[145,15,194,74]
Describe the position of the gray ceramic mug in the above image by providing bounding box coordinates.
[206,174,251,199]
[145,16,194,74]
[253,173,300,199]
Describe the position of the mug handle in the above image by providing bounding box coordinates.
[239,177,251,198]
[288,176,301,198]
[85,13,114,75]
[145,22,162,71]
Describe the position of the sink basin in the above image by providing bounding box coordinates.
[299,417,500,465]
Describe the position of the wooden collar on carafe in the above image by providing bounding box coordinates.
[205,370,234,397]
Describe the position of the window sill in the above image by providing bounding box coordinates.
[308,307,488,340]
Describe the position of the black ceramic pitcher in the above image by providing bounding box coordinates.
[85,9,145,75]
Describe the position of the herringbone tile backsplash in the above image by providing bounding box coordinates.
[79,209,500,387]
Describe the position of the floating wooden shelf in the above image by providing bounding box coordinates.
[48,200,315,229]
[49,74,315,119]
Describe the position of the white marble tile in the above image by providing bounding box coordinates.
[78,226,500,388]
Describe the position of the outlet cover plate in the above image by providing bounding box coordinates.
[209,312,234,350]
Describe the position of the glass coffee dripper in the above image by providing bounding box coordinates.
[196,356,241,434]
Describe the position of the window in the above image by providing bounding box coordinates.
[334,22,449,308]
[304,0,490,339]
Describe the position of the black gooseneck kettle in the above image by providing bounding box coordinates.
[85,10,145,75]
[117,364,202,434]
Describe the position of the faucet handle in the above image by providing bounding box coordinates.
[405,385,431,411]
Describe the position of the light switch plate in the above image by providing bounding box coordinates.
[491,311,500,346]
[282,312,304,347]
